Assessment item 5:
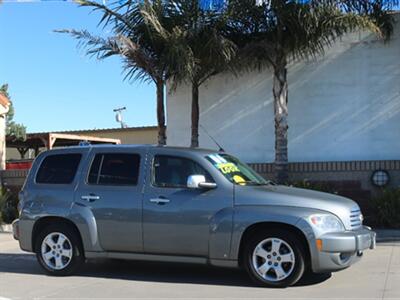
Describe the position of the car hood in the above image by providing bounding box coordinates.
[234,184,361,230]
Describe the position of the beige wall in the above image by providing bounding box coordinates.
[6,126,158,160]
[66,127,158,145]
[6,148,29,161]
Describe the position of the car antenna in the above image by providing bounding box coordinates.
[200,125,225,152]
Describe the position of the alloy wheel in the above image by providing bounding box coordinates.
[251,237,296,282]
[41,232,73,271]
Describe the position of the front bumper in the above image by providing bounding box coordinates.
[312,226,376,273]
[320,226,376,253]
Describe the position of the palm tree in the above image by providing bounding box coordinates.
[143,0,236,147]
[226,0,396,183]
[58,0,171,145]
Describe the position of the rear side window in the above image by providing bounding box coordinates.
[88,153,140,186]
[36,154,82,184]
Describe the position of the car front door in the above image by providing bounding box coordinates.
[142,149,232,257]
[74,148,146,253]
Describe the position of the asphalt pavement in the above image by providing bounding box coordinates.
[0,232,399,300]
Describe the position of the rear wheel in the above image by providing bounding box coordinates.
[243,229,306,288]
[35,224,84,276]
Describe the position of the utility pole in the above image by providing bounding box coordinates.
[113,107,128,128]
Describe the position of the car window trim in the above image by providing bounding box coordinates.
[95,154,105,185]
[85,152,141,187]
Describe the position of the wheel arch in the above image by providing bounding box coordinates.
[31,216,85,256]
[237,222,311,268]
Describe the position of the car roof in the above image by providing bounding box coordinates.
[45,144,220,155]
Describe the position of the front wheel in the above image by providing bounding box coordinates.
[243,229,306,288]
[35,224,84,276]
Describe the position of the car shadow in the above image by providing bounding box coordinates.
[0,253,331,288]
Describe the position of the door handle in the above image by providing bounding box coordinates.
[81,194,100,202]
[149,198,170,205]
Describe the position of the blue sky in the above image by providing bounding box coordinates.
[0,1,157,133]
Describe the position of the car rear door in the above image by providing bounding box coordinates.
[74,147,146,253]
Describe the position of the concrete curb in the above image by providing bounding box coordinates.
[0,224,12,233]
[375,229,400,242]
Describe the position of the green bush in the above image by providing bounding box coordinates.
[0,188,19,224]
[290,180,338,194]
[370,188,400,229]
[0,189,8,223]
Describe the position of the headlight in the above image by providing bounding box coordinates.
[308,214,344,233]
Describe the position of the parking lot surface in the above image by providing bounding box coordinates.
[1,232,399,300]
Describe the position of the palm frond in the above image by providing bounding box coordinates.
[226,0,395,71]
[288,4,382,61]
[74,0,139,34]
[56,29,159,83]
[55,29,120,58]
[142,0,238,89]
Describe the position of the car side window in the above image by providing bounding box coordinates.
[152,155,214,188]
[88,153,140,186]
[36,153,82,184]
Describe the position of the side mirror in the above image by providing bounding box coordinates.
[187,175,217,189]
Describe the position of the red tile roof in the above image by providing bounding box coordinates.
[0,93,10,108]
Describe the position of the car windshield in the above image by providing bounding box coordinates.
[206,153,270,186]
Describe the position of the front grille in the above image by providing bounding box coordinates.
[349,209,363,229]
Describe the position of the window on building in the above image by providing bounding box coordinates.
[88,153,140,186]
[36,154,82,184]
[153,155,214,188]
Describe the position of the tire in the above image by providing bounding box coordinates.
[243,228,306,288]
[35,224,84,276]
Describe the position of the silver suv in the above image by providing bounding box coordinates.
[13,145,376,287]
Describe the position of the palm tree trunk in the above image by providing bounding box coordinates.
[273,57,289,184]
[191,82,199,148]
[156,79,167,145]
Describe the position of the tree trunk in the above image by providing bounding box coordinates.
[191,82,200,148]
[156,79,167,146]
[273,58,289,184]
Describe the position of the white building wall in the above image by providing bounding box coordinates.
[0,107,9,170]
[167,16,400,163]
